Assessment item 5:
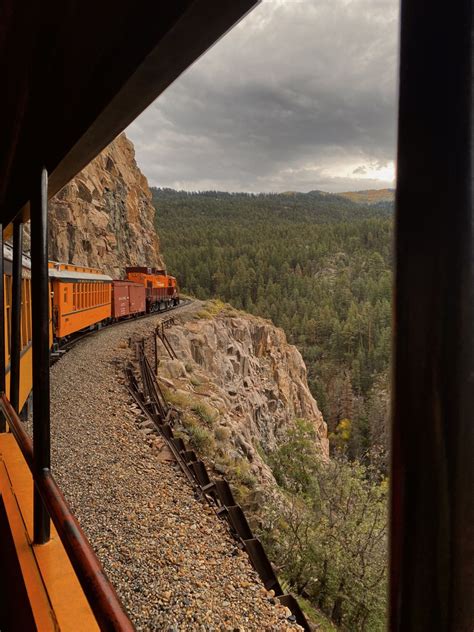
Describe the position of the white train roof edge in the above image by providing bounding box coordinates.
[3,245,112,281]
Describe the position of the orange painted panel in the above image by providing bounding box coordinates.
[0,435,100,632]
[51,279,112,338]
[2,273,48,412]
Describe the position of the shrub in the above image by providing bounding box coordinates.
[233,459,257,489]
[214,426,231,443]
[261,419,388,631]
[191,402,217,426]
[187,424,215,455]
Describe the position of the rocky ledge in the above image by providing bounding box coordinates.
[47,133,164,277]
[156,301,328,494]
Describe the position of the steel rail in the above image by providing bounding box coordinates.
[126,343,312,631]
[0,393,135,631]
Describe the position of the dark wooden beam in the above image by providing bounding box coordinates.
[0,0,258,226]
[390,0,472,629]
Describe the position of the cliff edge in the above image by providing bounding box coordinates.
[48,133,163,277]
[155,301,329,499]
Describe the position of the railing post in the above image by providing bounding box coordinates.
[10,219,23,414]
[31,167,51,544]
[0,223,5,432]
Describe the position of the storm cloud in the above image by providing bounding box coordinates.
[126,0,399,193]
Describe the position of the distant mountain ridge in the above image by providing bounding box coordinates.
[338,188,395,204]
[151,187,393,224]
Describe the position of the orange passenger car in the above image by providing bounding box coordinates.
[49,263,112,339]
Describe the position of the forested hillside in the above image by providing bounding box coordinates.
[152,188,393,471]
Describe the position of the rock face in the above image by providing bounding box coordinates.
[158,303,328,487]
[47,133,164,278]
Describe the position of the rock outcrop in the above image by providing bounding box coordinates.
[156,302,328,489]
[47,133,164,278]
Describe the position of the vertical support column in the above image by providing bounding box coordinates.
[0,223,5,432]
[31,167,51,544]
[10,219,23,413]
[390,0,472,630]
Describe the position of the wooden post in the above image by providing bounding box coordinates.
[31,167,51,544]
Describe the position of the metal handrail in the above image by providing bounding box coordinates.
[0,393,135,632]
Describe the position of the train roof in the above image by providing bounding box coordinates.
[48,268,113,282]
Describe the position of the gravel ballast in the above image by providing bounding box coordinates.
[37,307,301,631]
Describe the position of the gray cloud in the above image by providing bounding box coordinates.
[126,0,399,193]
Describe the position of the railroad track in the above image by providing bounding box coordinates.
[51,298,192,363]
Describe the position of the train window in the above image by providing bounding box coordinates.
[64,287,67,305]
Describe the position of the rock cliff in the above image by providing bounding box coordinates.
[47,133,164,277]
[155,301,328,495]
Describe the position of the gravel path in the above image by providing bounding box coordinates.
[38,307,300,631]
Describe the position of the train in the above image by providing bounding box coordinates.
[49,262,180,342]
[3,244,179,413]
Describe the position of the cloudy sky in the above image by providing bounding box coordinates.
[126,0,399,193]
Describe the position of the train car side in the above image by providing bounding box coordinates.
[49,263,112,339]
[111,281,145,319]
[128,282,146,315]
[3,245,36,412]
